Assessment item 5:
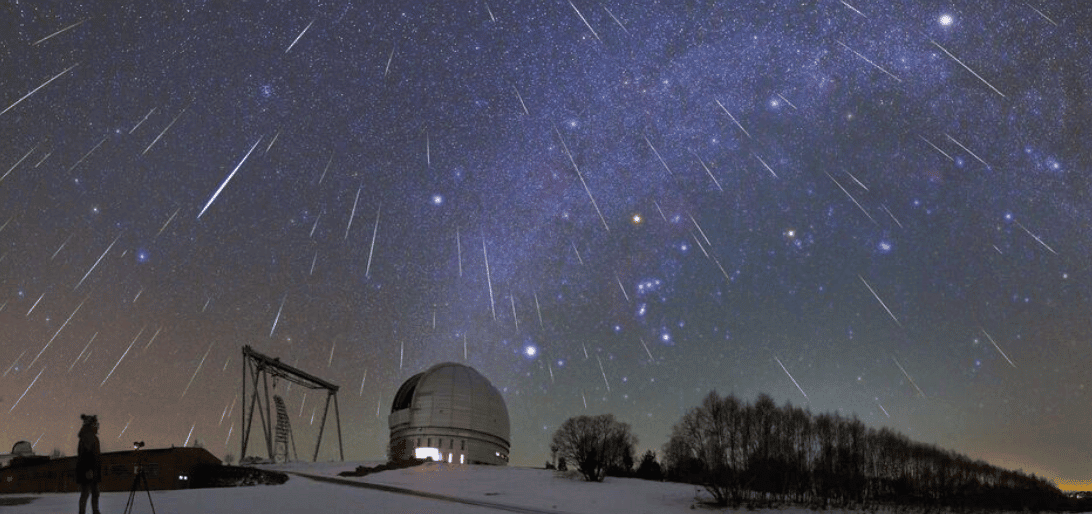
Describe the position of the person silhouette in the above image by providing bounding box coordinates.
[76,414,101,514]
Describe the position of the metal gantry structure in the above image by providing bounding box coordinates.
[240,345,343,462]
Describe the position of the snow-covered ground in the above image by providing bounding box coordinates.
[2,461,1088,514]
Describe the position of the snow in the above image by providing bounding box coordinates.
[2,461,1088,514]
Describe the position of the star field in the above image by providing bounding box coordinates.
[1,0,1090,490]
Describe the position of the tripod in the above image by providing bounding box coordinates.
[123,461,157,514]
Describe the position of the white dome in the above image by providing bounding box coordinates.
[388,363,510,465]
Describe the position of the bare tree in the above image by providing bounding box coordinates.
[551,414,637,482]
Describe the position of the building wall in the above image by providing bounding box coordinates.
[390,426,509,465]
[0,447,220,494]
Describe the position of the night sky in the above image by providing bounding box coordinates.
[1,0,1090,490]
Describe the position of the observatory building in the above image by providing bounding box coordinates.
[389,363,510,465]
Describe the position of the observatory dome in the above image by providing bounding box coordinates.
[388,362,509,465]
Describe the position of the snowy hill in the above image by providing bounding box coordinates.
[2,461,1089,513]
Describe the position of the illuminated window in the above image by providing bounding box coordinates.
[460,454,465,464]
[447,453,453,463]
[414,447,441,461]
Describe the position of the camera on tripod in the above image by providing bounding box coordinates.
[125,441,155,514]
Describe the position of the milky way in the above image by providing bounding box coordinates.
[1,1,1089,489]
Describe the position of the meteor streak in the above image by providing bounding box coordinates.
[319,153,333,184]
[68,136,108,172]
[568,0,600,40]
[142,108,186,155]
[143,326,163,351]
[28,296,87,369]
[775,356,808,399]
[26,293,44,316]
[33,18,90,45]
[9,367,46,413]
[265,130,280,154]
[198,136,263,218]
[156,208,180,238]
[615,275,630,302]
[2,142,40,182]
[285,19,314,53]
[1025,2,1057,25]
[533,291,543,329]
[483,238,496,320]
[640,338,654,362]
[754,154,778,178]
[181,344,213,399]
[981,328,1017,368]
[365,205,380,277]
[69,333,97,372]
[859,275,901,326]
[643,135,674,177]
[118,415,134,439]
[1014,219,1057,255]
[918,135,953,161]
[930,39,1006,98]
[456,228,463,277]
[513,85,530,115]
[129,107,156,134]
[689,150,722,191]
[836,40,901,82]
[826,172,875,223]
[1,63,78,118]
[510,295,519,332]
[384,45,395,77]
[345,186,361,240]
[715,99,752,139]
[596,354,610,392]
[101,326,146,387]
[603,6,630,34]
[270,295,287,337]
[945,133,990,168]
[556,128,609,231]
[839,0,867,17]
[3,350,26,378]
[75,233,122,290]
[776,93,798,110]
[892,357,926,398]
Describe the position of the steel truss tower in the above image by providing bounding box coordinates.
[272,395,297,462]
[241,345,343,462]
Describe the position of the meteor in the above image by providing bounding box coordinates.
[198,137,263,218]
[1,63,78,118]
[285,19,314,53]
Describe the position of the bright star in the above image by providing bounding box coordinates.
[939,14,953,26]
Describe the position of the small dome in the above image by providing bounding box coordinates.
[11,441,33,456]
[388,363,509,465]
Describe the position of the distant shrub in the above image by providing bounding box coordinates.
[634,450,663,481]
[550,414,637,482]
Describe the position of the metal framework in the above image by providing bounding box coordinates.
[272,395,297,463]
[240,345,343,462]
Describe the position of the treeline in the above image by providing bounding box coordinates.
[662,391,1087,511]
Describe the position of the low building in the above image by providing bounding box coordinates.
[0,447,221,494]
[388,362,510,465]
[0,441,35,469]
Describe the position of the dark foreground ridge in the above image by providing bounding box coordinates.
[289,470,577,514]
